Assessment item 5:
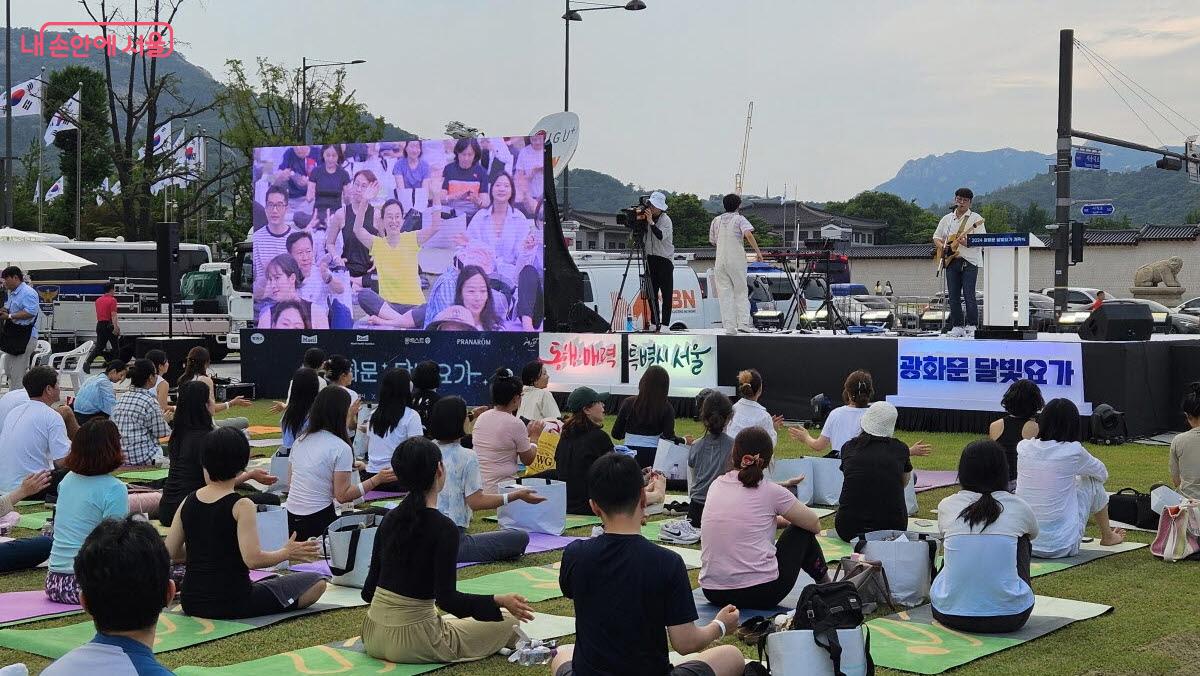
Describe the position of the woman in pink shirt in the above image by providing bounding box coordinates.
[699,427,828,610]
[472,369,544,492]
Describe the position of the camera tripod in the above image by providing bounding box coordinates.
[609,232,659,332]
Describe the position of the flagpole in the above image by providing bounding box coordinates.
[36,66,44,232]
[4,0,12,227]
[74,81,81,240]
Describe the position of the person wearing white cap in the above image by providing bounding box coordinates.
[636,191,675,332]
[833,401,913,541]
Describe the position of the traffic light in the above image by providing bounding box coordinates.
[1156,156,1183,171]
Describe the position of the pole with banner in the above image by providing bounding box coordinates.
[75,81,82,240]
[36,67,44,232]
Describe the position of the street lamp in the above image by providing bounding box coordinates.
[561,0,645,214]
[300,57,366,144]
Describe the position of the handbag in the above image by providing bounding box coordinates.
[1150,499,1200,562]
[0,319,33,356]
[833,554,896,614]
[1109,488,1158,529]
[764,581,873,676]
[255,504,290,571]
[267,449,291,494]
[809,457,844,506]
[524,420,561,476]
[904,474,918,516]
[323,509,385,588]
[771,457,814,505]
[851,530,940,607]
[497,477,567,535]
[652,439,690,482]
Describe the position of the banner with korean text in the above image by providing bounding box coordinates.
[538,333,621,385]
[627,333,719,394]
[886,337,1091,414]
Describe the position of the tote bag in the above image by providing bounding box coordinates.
[524,421,561,476]
[851,530,940,607]
[1150,499,1200,562]
[904,474,918,516]
[766,627,873,676]
[771,457,815,505]
[810,457,844,506]
[255,505,290,571]
[497,478,567,535]
[324,511,384,588]
[653,439,691,481]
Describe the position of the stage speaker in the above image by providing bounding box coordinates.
[1078,303,1153,341]
[156,222,180,304]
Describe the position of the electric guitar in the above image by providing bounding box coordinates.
[935,214,984,274]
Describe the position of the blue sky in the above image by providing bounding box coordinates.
[17,1,1200,200]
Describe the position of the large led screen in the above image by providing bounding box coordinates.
[249,136,546,332]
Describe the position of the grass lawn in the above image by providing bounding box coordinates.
[1,400,1195,675]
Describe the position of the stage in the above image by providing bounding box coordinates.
[241,328,1199,438]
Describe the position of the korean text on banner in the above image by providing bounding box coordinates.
[539,333,621,385]
[627,333,718,392]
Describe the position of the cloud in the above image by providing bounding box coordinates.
[1087,14,1200,60]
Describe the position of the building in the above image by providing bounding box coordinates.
[564,210,632,252]
[740,200,888,247]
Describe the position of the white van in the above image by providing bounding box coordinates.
[572,252,721,331]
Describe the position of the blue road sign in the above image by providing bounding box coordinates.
[1081,203,1115,216]
[1075,149,1101,169]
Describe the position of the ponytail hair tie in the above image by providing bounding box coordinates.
[739,454,762,469]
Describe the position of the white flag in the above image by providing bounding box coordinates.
[111,180,121,196]
[1,76,42,118]
[45,176,64,202]
[150,177,169,195]
[43,89,80,146]
[96,177,108,206]
[34,176,40,204]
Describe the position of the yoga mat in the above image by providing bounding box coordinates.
[1109,519,1157,534]
[0,591,81,628]
[456,563,562,602]
[360,489,405,502]
[484,513,604,530]
[0,582,367,658]
[1029,540,1146,578]
[285,533,582,576]
[15,499,41,507]
[16,511,51,531]
[248,425,282,435]
[173,615,580,675]
[117,467,170,481]
[249,438,283,448]
[643,508,835,543]
[692,570,818,623]
[914,470,959,493]
[661,544,702,570]
[867,595,1113,674]
[817,530,854,563]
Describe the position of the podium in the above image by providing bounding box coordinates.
[969,232,1039,340]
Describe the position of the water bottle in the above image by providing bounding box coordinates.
[625,310,634,332]
[670,463,680,481]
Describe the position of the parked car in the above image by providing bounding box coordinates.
[919,292,1056,331]
[833,294,899,328]
[1174,296,1200,317]
[575,252,720,330]
[1106,298,1200,334]
[1037,286,1108,310]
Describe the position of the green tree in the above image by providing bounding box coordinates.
[41,66,113,237]
[664,193,711,248]
[1018,201,1051,234]
[745,213,782,247]
[977,200,1014,233]
[1186,207,1200,224]
[823,190,939,244]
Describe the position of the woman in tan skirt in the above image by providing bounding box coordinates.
[360,436,535,663]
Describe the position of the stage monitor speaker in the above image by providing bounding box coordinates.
[1078,302,1154,341]
[156,222,180,304]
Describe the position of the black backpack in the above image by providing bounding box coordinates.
[760,581,874,676]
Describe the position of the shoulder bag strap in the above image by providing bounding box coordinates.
[327,527,361,576]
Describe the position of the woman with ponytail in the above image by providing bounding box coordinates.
[790,370,931,458]
[361,436,534,664]
[725,369,784,446]
[698,427,828,610]
[176,346,251,430]
[931,440,1038,633]
[1169,382,1200,499]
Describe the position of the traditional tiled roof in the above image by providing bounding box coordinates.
[1083,229,1140,245]
[1139,225,1200,241]
[740,201,889,231]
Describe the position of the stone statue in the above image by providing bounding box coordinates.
[1133,256,1184,287]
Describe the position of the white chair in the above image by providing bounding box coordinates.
[31,340,52,367]
[48,340,94,392]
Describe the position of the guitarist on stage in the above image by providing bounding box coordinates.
[933,187,986,337]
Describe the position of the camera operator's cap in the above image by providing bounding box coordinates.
[648,191,668,211]
[427,305,477,331]
[566,386,609,413]
[860,401,898,438]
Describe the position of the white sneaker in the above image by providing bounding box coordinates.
[947,326,966,338]
[659,519,700,544]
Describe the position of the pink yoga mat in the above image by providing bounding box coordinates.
[361,490,406,502]
[915,470,959,492]
[0,591,81,624]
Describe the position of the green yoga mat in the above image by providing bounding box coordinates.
[118,467,170,481]
[16,511,51,531]
[0,582,367,659]
[174,614,578,675]
[483,514,603,530]
[867,595,1113,674]
[1029,540,1146,578]
[456,563,562,602]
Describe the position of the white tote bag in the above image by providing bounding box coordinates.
[771,457,814,505]
[904,473,918,516]
[255,505,289,571]
[851,530,940,607]
[653,439,690,481]
[324,511,384,589]
[809,457,844,506]
[267,451,291,494]
[497,478,567,535]
[765,627,872,676]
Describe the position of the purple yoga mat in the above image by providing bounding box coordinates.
[249,569,278,581]
[915,469,959,492]
[361,490,406,502]
[0,591,81,624]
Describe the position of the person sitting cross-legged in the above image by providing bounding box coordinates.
[41,517,177,675]
[551,452,746,676]
[166,427,328,620]
[72,360,128,426]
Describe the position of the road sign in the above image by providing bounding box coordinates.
[1080,203,1114,216]
[1074,148,1101,169]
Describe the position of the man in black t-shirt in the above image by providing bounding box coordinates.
[552,453,745,676]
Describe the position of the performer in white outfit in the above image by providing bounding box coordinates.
[708,194,763,335]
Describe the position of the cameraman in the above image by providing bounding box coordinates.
[637,191,674,332]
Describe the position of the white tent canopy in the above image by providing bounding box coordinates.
[0,229,94,270]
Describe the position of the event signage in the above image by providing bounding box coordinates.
[538,332,621,385]
[530,112,579,178]
[627,333,719,391]
[967,233,1030,247]
[240,330,538,401]
[886,337,1091,414]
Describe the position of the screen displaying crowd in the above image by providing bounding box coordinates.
[249,135,546,332]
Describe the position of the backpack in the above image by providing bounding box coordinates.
[760,582,873,676]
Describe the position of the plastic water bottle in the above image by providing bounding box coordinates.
[670,463,681,481]
[625,310,634,332]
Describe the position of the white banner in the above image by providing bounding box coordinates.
[530,112,579,178]
[627,333,718,392]
[886,337,1090,414]
[539,332,621,385]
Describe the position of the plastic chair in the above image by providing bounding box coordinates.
[48,340,94,392]
[31,340,52,367]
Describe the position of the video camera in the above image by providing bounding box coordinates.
[615,195,651,234]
